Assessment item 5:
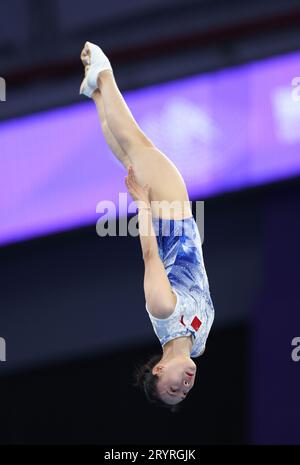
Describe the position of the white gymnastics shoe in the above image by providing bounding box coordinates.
[79,41,112,98]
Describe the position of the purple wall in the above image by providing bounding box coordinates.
[1,50,300,246]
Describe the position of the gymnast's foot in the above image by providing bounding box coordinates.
[79,41,112,98]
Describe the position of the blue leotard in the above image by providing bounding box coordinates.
[145,216,215,357]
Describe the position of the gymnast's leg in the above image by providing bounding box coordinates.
[80,44,192,220]
[92,89,131,170]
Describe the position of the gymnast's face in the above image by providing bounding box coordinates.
[152,356,196,405]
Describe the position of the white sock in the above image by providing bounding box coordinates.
[79,41,112,98]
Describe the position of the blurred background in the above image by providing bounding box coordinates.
[0,0,300,445]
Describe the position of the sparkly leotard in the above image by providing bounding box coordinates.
[145,216,214,358]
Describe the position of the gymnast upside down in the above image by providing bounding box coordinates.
[80,42,215,411]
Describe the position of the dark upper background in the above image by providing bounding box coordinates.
[0,0,300,445]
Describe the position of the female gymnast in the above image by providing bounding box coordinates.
[80,42,215,412]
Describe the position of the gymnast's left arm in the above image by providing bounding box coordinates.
[125,166,157,259]
[125,167,176,318]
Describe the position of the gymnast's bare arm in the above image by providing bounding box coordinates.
[125,167,176,319]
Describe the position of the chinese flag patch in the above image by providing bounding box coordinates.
[191,316,202,331]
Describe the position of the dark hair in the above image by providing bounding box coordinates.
[133,354,181,413]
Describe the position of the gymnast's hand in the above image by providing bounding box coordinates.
[125,166,151,208]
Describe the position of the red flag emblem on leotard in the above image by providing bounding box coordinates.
[180,315,186,326]
[191,316,202,331]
